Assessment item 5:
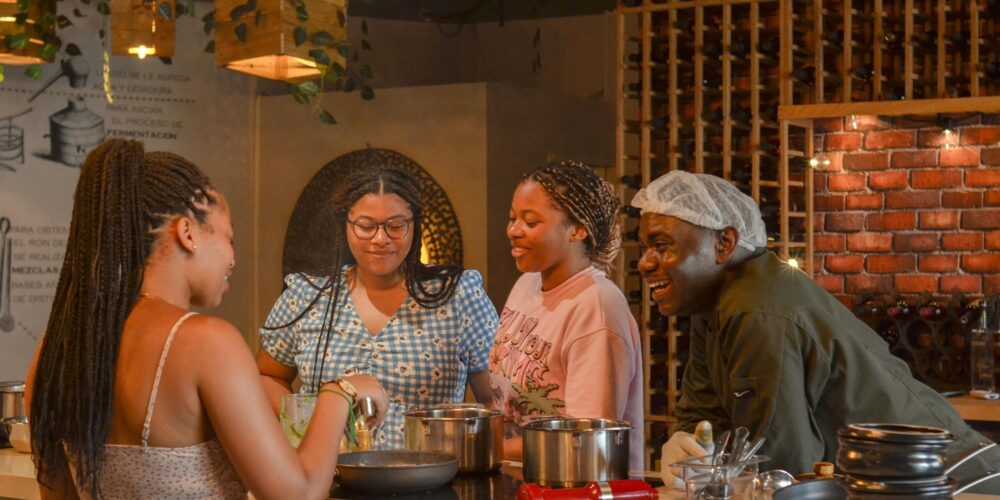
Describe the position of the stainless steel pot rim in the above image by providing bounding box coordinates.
[403,408,503,420]
[337,450,459,470]
[0,382,24,392]
[523,417,632,431]
[840,423,955,444]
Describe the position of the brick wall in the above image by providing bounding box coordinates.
[812,114,1000,307]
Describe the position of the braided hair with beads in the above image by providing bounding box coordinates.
[30,139,218,498]
[523,160,623,274]
[262,164,463,389]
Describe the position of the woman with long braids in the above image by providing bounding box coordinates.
[25,139,388,500]
[489,161,644,470]
[256,164,498,449]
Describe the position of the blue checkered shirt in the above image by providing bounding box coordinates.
[259,269,498,449]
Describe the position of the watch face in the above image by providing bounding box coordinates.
[339,379,358,397]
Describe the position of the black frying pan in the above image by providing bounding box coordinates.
[335,450,459,494]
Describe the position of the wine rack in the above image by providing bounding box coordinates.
[616,0,815,470]
[851,295,1000,391]
[785,0,1000,104]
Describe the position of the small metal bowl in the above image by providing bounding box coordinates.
[2,416,30,453]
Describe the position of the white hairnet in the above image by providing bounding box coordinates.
[630,170,767,251]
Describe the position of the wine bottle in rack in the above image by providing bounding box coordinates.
[850,64,875,82]
[911,30,937,53]
[729,34,750,58]
[887,299,913,319]
[702,107,725,125]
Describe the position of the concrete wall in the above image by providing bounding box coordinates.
[484,85,615,307]
[347,14,617,101]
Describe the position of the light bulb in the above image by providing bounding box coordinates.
[787,258,800,269]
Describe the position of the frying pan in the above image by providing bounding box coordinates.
[335,450,459,493]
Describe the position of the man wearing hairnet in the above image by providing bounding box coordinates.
[634,170,1000,493]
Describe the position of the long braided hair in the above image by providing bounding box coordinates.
[264,164,462,388]
[30,139,217,498]
[523,160,623,274]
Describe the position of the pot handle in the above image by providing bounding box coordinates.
[945,442,997,476]
[954,470,1000,495]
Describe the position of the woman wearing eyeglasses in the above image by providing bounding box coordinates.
[256,165,498,449]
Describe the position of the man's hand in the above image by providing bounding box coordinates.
[660,431,708,490]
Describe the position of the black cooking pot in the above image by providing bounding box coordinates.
[837,423,956,478]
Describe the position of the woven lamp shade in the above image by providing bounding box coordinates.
[110,0,176,59]
[214,0,347,83]
[0,0,56,65]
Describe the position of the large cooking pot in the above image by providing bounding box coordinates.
[0,381,25,447]
[774,471,1000,500]
[404,406,503,473]
[837,423,957,478]
[522,417,631,488]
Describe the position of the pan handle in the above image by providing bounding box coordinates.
[945,442,997,476]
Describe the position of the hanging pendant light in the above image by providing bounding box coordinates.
[0,0,56,65]
[110,0,176,59]
[215,0,347,83]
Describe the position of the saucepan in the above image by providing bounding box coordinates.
[522,417,631,487]
[403,405,503,473]
[334,450,459,493]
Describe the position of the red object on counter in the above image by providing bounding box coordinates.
[517,480,658,500]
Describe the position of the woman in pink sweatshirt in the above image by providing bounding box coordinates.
[488,161,645,471]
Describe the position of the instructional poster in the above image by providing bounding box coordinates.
[0,9,255,381]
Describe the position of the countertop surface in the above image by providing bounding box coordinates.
[2,449,999,499]
[949,394,1000,422]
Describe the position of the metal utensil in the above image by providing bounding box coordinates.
[740,437,766,462]
[712,430,731,466]
[728,427,750,465]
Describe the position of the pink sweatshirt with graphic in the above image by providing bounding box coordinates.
[488,266,645,471]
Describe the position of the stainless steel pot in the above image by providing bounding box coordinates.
[0,381,25,447]
[522,417,631,488]
[404,406,503,473]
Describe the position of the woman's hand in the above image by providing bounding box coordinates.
[340,375,389,429]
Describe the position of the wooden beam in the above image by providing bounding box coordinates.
[779,96,1000,119]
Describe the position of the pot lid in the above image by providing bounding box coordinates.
[404,407,502,420]
[0,381,25,392]
[524,417,632,432]
[844,474,954,495]
[839,423,955,445]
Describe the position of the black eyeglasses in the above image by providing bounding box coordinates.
[347,217,413,240]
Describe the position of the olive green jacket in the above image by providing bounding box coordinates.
[676,252,999,491]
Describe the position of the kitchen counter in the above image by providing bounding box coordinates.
[0,448,38,500]
[949,394,1000,422]
[2,450,998,499]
